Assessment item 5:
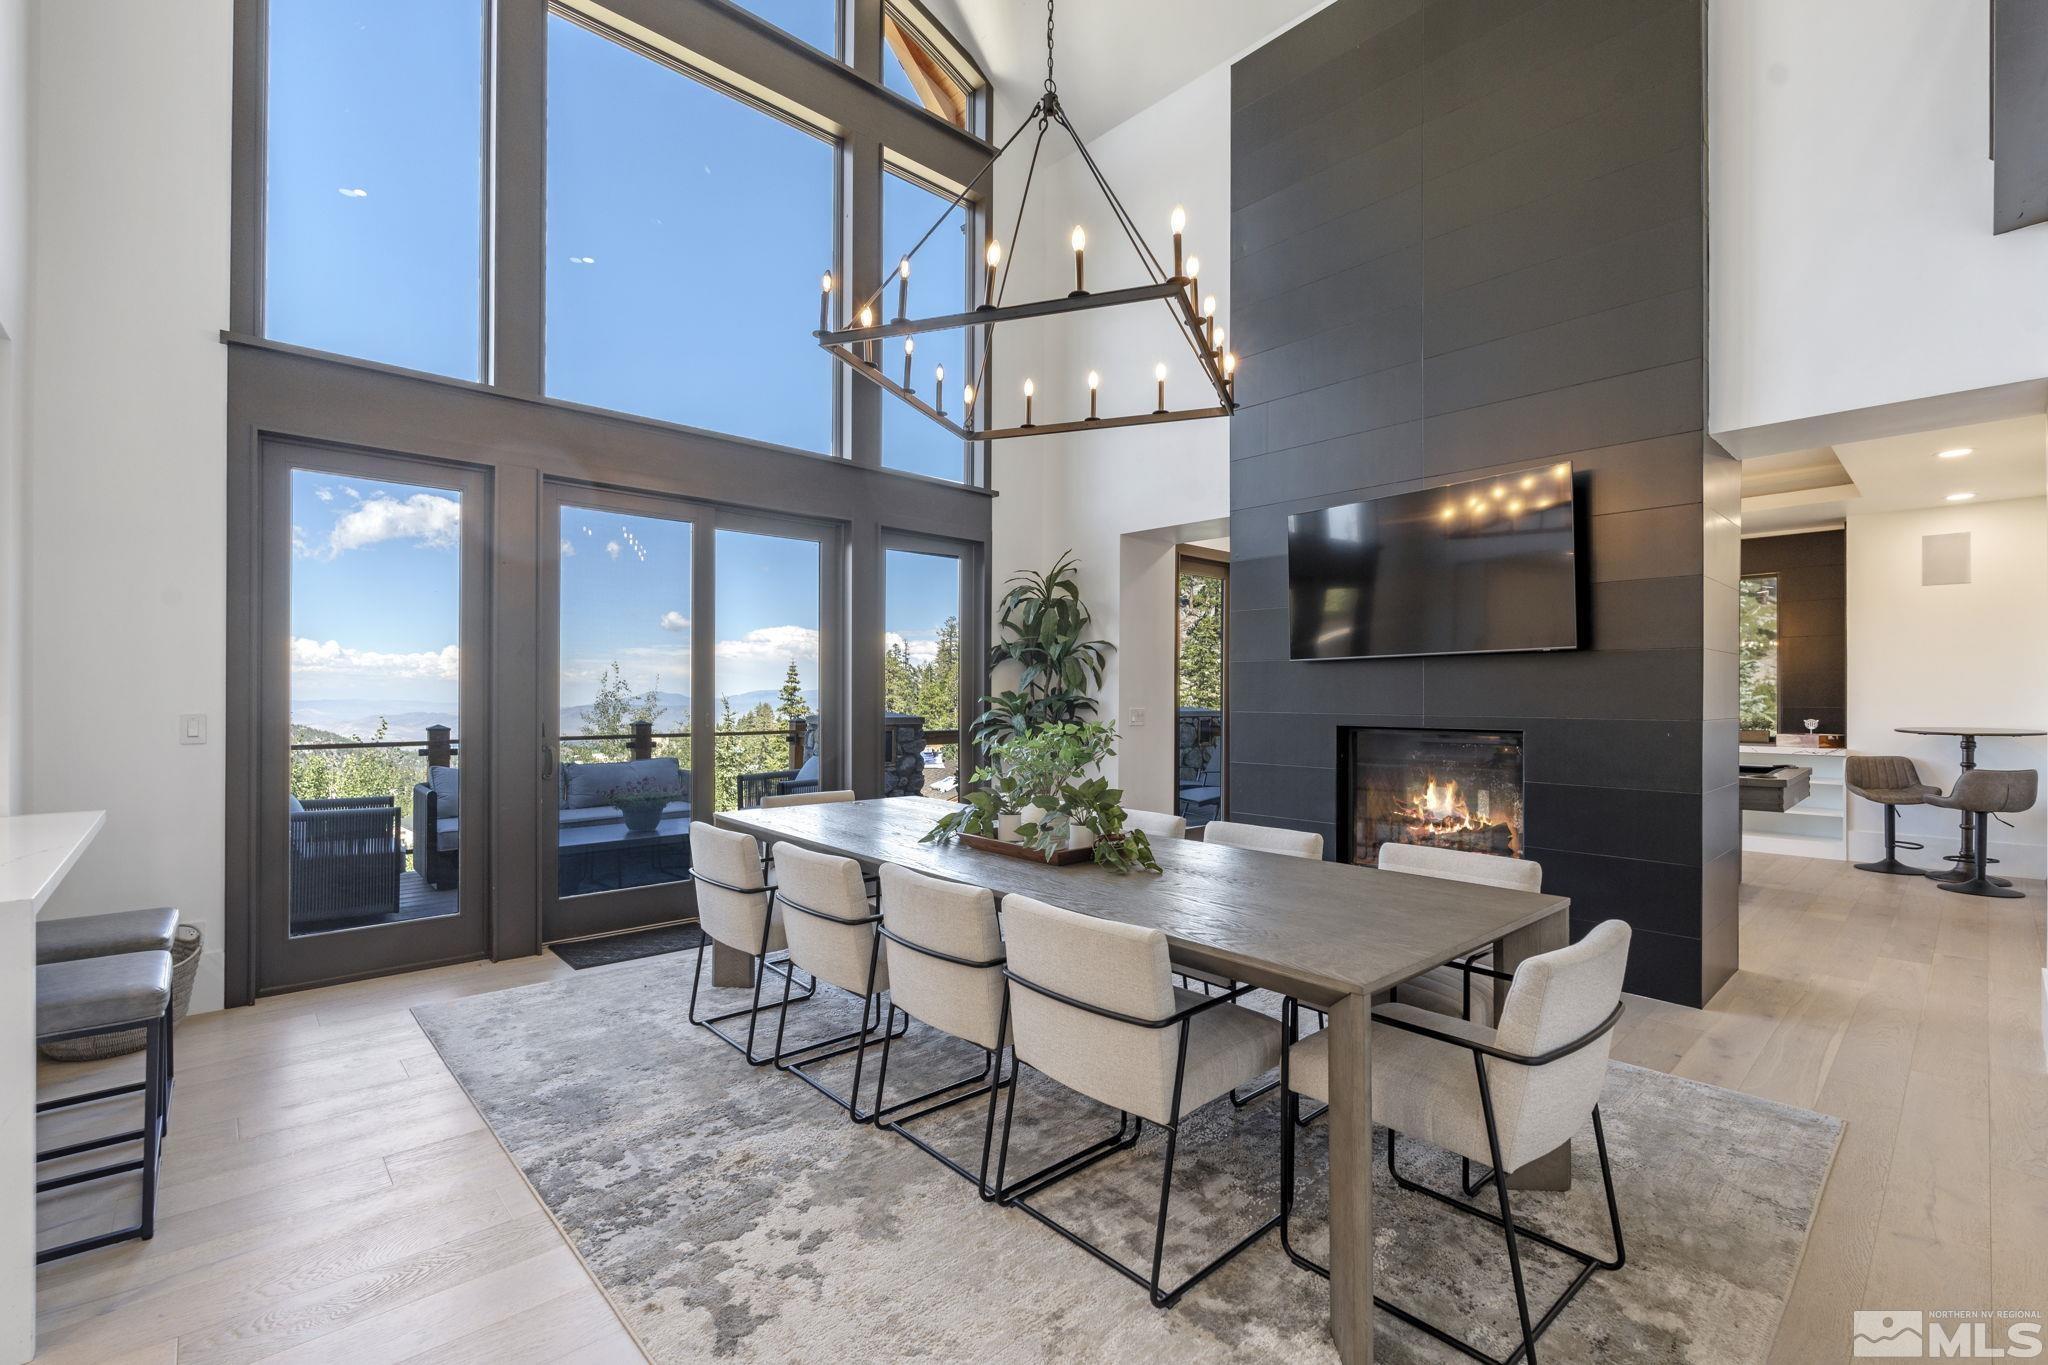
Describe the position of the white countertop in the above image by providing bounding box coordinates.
[0,811,106,913]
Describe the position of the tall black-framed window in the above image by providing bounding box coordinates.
[545,11,839,452]
[262,0,489,379]
[227,0,1000,1006]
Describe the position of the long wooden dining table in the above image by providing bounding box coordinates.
[715,797,1573,1363]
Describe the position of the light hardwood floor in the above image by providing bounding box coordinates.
[31,853,2048,1362]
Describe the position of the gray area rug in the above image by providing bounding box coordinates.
[414,953,1841,1363]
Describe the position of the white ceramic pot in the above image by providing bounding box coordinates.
[1065,824,1096,852]
[997,810,1027,842]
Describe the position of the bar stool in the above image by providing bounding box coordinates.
[36,908,180,1125]
[36,906,180,964]
[1845,757,1938,876]
[36,950,172,1262]
[1926,769,2038,898]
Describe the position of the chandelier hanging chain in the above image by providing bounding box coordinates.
[1044,0,1058,97]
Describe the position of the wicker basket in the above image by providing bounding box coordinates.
[39,924,203,1063]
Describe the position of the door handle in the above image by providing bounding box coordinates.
[541,742,555,780]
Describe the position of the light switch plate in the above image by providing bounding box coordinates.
[179,714,207,745]
[1129,706,1147,727]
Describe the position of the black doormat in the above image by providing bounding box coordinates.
[550,921,707,969]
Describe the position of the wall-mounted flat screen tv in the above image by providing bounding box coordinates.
[1288,463,1579,660]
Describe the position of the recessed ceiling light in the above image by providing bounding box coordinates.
[1936,447,1973,459]
[1946,491,1976,502]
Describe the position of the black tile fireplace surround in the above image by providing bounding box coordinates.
[1226,0,1736,1008]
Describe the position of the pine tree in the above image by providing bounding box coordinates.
[775,659,808,723]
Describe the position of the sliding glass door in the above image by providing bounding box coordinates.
[258,444,492,993]
[541,487,839,943]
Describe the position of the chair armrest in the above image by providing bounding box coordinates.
[1373,998,1624,1066]
[1001,972,1257,1029]
[689,870,771,898]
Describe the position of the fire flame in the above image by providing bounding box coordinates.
[1420,777,1461,822]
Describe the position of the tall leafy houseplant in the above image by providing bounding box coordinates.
[972,552,1113,746]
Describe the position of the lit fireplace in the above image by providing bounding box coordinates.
[1341,727,1524,867]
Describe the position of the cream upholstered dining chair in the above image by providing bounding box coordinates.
[1279,919,1632,1365]
[760,789,857,809]
[1180,819,1323,1108]
[1379,844,1543,1022]
[766,842,900,1120]
[1121,807,1188,842]
[993,894,1283,1307]
[1200,819,1324,858]
[686,820,813,1064]
[871,863,1011,1194]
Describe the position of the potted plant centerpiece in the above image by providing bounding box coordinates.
[925,723,1161,874]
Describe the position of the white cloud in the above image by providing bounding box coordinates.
[660,610,689,632]
[716,625,819,664]
[560,539,575,557]
[314,487,334,502]
[309,492,461,558]
[291,637,460,682]
[885,631,941,666]
[606,541,621,561]
[338,187,368,198]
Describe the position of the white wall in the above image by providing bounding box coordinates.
[1710,0,2048,437]
[1845,497,2048,876]
[0,0,27,816]
[25,0,232,1007]
[987,62,1235,809]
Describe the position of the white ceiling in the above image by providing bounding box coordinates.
[938,0,1334,140]
[1738,414,2047,537]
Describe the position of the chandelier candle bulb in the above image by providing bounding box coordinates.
[818,271,833,331]
[1185,256,1200,313]
[896,257,911,322]
[1202,294,1217,345]
[984,239,1002,308]
[1023,377,1035,426]
[902,336,915,390]
[1212,325,1225,357]
[858,305,875,364]
[1223,350,1236,399]
[1070,225,1087,295]
[1170,204,1186,277]
[1154,362,1168,413]
[934,365,944,414]
[1087,369,1100,420]
[963,382,976,427]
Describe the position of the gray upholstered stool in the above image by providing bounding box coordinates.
[37,906,180,964]
[1926,769,2039,899]
[1845,756,1938,876]
[36,950,173,1262]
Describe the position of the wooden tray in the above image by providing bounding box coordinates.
[959,833,1093,866]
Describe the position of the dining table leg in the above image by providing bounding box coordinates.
[1495,907,1573,1191]
[711,942,754,988]
[1326,990,1375,1363]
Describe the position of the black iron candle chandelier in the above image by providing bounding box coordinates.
[811,0,1236,442]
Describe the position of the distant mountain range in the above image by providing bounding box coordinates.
[293,688,819,740]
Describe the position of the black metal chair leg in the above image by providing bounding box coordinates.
[36,1015,164,1263]
[687,931,816,1065]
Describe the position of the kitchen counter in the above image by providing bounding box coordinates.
[0,811,105,1364]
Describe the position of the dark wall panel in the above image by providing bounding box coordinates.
[1740,531,1847,739]
[1229,0,1734,1006]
